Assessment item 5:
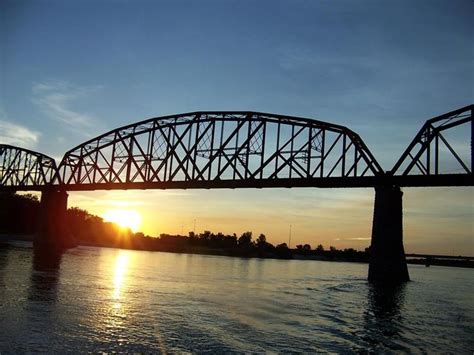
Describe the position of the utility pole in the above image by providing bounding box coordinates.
[289,224,292,248]
[193,219,196,234]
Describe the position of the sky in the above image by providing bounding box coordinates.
[1,0,473,254]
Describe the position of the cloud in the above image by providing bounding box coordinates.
[0,110,40,148]
[32,80,103,133]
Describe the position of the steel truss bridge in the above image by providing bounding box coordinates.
[1,105,472,191]
[1,104,472,282]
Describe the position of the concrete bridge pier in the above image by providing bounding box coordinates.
[35,189,76,251]
[368,185,410,283]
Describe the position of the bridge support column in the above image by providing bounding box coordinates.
[368,185,409,282]
[35,190,76,251]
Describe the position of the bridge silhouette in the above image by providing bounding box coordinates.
[1,104,472,282]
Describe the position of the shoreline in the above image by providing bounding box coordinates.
[1,234,472,269]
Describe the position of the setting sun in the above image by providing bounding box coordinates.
[103,209,142,232]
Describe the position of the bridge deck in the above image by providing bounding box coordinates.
[1,174,471,192]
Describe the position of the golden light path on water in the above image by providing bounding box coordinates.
[112,252,130,303]
[106,250,168,351]
[102,251,133,347]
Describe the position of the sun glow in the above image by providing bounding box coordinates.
[103,209,142,232]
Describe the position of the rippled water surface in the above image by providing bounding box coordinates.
[0,242,473,353]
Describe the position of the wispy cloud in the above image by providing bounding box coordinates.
[0,110,40,148]
[32,80,103,133]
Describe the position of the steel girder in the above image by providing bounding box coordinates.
[0,144,57,189]
[391,105,473,181]
[2,107,471,191]
[55,112,384,190]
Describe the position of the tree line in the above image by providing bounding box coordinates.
[0,192,369,261]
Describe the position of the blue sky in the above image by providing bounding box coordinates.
[1,0,473,253]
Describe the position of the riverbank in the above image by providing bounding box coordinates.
[1,234,472,268]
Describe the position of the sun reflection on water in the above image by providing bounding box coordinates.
[113,252,130,301]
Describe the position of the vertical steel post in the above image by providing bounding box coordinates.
[93,144,99,184]
[193,118,200,180]
[234,121,240,181]
[342,134,346,177]
[217,119,224,174]
[289,124,295,179]
[471,107,473,174]
[306,127,312,178]
[168,124,176,181]
[245,118,252,179]
[126,138,133,183]
[209,120,216,181]
[260,120,266,180]
[185,123,193,180]
[275,121,281,177]
[320,130,325,178]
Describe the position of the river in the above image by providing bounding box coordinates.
[0,242,472,353]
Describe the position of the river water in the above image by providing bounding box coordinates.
[0,242,472,353]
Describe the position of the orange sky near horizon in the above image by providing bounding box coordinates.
[66,186,473,256]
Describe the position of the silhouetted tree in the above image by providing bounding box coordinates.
[0,192,40,234]
[188,231,198,246]
[200,230,212,242]
[223,234,237,248]
[315,244,325,253]
[254,233,275,256]
[275,242,291,259]
[294,243,311,255]
[238,231,253,248]
[256,233,266,248]
[210,232,225,246]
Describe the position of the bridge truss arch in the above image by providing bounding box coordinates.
[390,104,473,187]
[0,144,57,189]
[56,111,384,190]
